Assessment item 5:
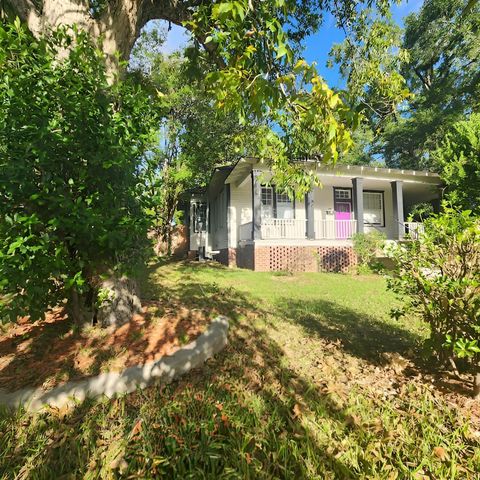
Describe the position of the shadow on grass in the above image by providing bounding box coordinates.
[0,260,475,479]
[0,263,374,479]
[274,297,422,365]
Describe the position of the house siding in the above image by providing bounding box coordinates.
[229,179,253,247]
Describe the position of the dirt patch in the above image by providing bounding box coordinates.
[0,301,210,392]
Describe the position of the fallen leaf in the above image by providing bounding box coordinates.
[433,446,448,461]
[221,413,229,427]
[110,455,128,474]
[245,452,252,464]
[345,414,362,428]
[292,403,302,418]
[129,419,143,440]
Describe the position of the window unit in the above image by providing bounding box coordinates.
[260,185,295,219]
[363,191,384,226]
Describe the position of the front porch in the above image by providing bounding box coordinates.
[236,167,438,243]
[239,218,425,241]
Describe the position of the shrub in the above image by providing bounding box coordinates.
[0,21,158,324]
[407,202,434,222]
[352,231,386,274]
[387,206,480,397]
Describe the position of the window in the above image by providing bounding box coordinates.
[193,202,207,232]
[260,186,295,219]
[334,188,351,200]
[261,186,274,219]
[276,191,294,219]
[363,191,384,226]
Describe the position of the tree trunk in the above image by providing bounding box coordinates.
[68,288,93,327]
[2,0,195,73]
[473,371,480,400]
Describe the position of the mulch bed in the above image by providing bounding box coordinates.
[0,302,210,392]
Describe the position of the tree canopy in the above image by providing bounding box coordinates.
[332,0,480,170]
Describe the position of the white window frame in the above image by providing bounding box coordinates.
[363,191,384,227]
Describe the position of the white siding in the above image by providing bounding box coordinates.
[314,185,335,221]
[229,179,253,247]
[224,170,426,244]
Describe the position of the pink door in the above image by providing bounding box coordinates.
[335,202,352,239]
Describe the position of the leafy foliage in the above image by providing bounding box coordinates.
[387,207,480,375]
[352,231,386,273]
[380,0,480,169]
[0,21,159,322]
[435,113,480,213]
[330,0,480,170]
[407,202,435,222]
[330,13,410,129]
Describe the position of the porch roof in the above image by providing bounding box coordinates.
[224,157,443,188]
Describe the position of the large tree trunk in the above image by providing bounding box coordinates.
[2,0,194,72]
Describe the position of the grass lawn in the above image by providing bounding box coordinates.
[1,260,479,479]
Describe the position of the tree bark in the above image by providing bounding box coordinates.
[2,0,196,72]
[68,288,93,327]
[474,371,480,400]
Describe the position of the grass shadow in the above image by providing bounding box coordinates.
[274,297,422,365]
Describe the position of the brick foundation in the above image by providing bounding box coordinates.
[236,244,254,270]
[216,248,237,267]
[258,245,356,273]
[214,244,357,273]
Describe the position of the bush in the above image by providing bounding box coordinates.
[0,21,158,324]
[407,202,434,222]
[387,206,480,397]
[352,231,386,274]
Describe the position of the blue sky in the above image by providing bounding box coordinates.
[156,0,424,88]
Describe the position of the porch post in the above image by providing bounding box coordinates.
[391,180,405,240]
[352,177,364,234]
[305,188,315,239]
[251,169,262,240]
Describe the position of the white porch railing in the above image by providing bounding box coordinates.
[261,218,307,239]
[240,218,358,240]
[314,219,357,240]
[404,222,425,240]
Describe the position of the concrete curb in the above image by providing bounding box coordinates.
[0,315,229,412]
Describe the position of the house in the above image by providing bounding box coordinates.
[187,158,443,272]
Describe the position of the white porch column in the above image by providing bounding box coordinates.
[391,180,405,240]
[305,189,315,239]
[352,177,364,234]
[251,169,262,240]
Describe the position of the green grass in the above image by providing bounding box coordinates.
[0,260,478,479]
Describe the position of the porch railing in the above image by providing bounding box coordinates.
[314,219,357,240]
[404,222,425,240]
[261,218,307,239]
[239,218,358,240]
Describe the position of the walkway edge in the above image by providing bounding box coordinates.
[0,315,229,412]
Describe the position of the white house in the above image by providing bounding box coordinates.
[187,158,443,272]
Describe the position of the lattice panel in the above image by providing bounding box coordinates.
[253,246,357,273]
[316,247,356,273]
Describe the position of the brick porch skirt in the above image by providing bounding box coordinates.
[217,245,357,273]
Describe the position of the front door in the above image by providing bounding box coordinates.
[333,188,353,239]
[335,202,352,238]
